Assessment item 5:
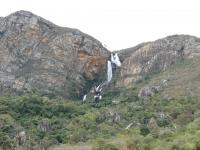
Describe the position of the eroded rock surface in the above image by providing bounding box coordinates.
[138,85,160,99]
[117,35,200,88]
[0,11,110,98]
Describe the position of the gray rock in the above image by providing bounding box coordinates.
[147,117,159,131]
[38,119,50,132]
[98,109,122,123]
[0,10,110,98]
[138,85,161,99]
[16,131,26,146]
[116,35,200,88]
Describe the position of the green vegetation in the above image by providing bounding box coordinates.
[1,87,200,150]
[1,59,200,150]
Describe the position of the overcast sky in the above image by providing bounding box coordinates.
[1,0,200,50]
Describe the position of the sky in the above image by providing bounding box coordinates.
[1,0,200,50]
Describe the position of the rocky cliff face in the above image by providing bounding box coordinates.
[0,11,110,98]
[1,11,200,99]
[117,35,200,88]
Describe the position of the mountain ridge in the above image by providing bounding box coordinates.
[1,10,200,150]
[1,10,200,99]
[0,10,110,98]
[116,34,200,88]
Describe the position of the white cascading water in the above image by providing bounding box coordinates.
[111,53,121,67]
[82,94,87,102]
[107,60,112,83]
[114,53,121,67]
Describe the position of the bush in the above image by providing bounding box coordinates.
[171,144,180,150]
[92,139,119,150]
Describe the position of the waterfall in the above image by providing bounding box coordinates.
[114,53,121,67]
[107,60,112,83]
[111,53,121,67]
[82,94,87,102]
[111,53,115,63]
[90,54,121,102]
[96,84,102,92]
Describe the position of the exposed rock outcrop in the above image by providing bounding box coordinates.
[0,11,110,98]
[147,117,159,132]
[1,11,200,99]
[138,85,160,99]
[16,131,27,146]
[38,119,50,132]
[117,35,200,88]
[97,109,122,123]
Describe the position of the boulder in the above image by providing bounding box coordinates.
[138,85,160,99]
[38,119,50,132]
[16,131,26,146]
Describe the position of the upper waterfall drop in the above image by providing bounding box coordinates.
[107,60,112,83]
[113,53,121,67]
[111,53,121,67]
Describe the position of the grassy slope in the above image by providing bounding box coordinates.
[147,57,200,98]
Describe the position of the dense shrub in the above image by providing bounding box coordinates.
[1,87,200,149]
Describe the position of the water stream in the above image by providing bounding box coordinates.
[107,60,112,83]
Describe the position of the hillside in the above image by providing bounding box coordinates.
[1,11,200,150]
[116,35,200,88]
[0,10,109,99]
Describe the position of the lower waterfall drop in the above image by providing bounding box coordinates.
[107,60,112,83]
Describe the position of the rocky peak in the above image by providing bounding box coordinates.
[1,11,200,99]
[6,10,56,27]
[0,11,110,98]
[116,35,200,88]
